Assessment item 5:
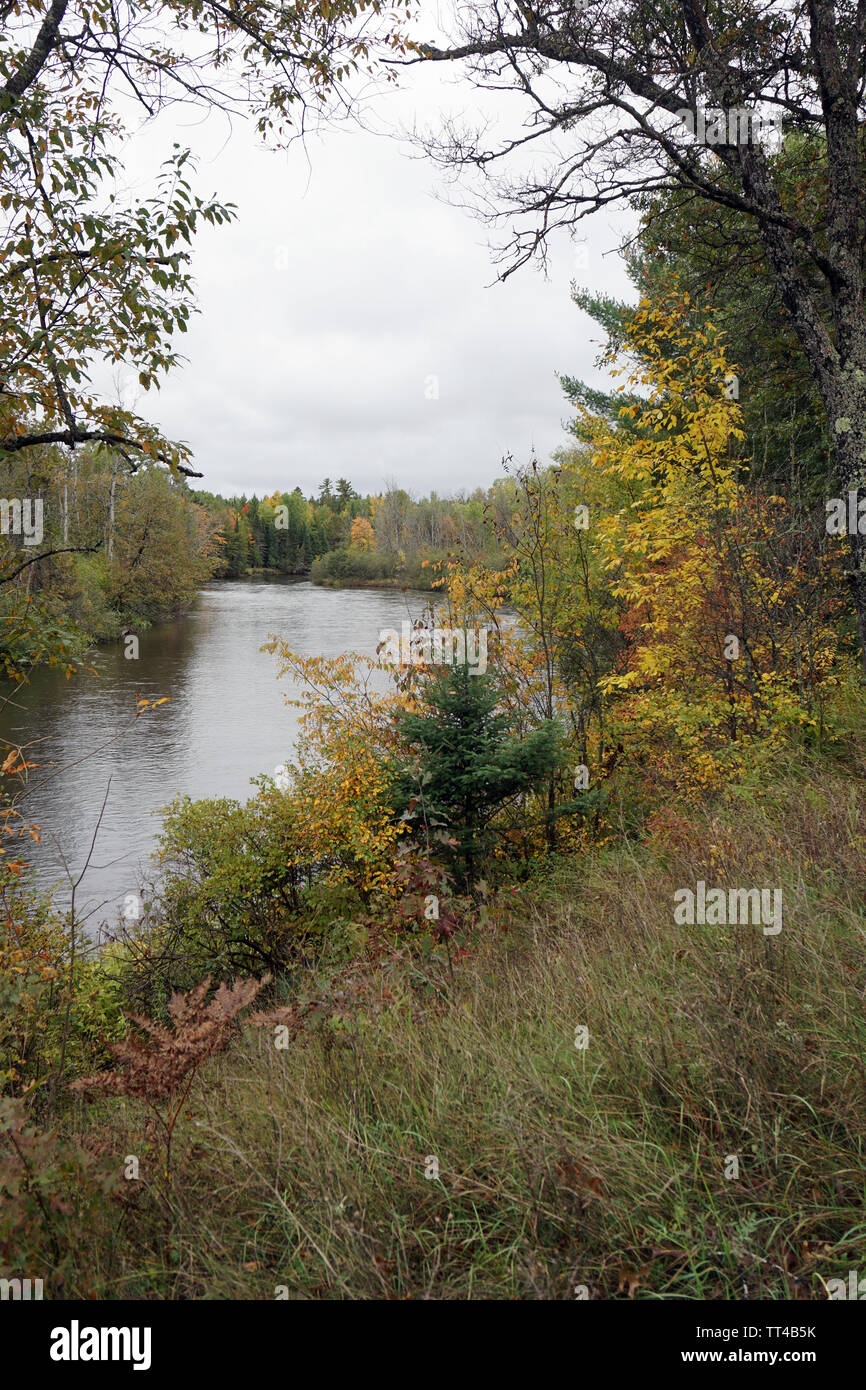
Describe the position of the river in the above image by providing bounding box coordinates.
[0,577,430,934]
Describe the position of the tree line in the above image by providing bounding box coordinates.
[0,450,507,675]
[194,477,501,588]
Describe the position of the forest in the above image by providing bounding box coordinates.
[1,0,866,1328]
[0,456,501,673]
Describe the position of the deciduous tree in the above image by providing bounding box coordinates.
[415,0,866,670]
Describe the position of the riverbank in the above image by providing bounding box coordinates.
[14,736,866,1299]
[311,573,438,591]
[210,563,439,591]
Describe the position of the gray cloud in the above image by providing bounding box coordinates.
[108,71,636,498]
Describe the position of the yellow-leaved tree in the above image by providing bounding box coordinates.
[349,517,376,552]
[259,643,412,896]
[576,286,850,792]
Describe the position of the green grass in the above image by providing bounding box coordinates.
[38,752,866,1299]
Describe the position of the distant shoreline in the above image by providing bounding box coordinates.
[212,566,438,593]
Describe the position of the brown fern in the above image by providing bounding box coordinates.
[72,975,267,1195]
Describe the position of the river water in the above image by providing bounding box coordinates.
[0,578,429,933]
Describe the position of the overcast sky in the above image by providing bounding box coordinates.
[108,40,637,501]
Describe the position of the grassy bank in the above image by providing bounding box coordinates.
[310,574,438,591]
[24,747,865,1300]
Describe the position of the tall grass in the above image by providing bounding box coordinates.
[48,757,866,1299]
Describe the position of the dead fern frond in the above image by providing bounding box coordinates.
[72,974,269,1199]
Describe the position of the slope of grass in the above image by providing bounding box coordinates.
[49,751,866,1300]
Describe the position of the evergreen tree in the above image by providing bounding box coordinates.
[335,478,358,510]
[394,661,561,887]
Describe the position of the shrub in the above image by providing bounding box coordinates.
[311,547,397,585]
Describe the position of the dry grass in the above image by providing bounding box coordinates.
[54,752,866,1299]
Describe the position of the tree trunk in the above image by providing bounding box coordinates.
[107,467,117,560]
[826,370,866,677]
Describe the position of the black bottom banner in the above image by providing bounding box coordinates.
[2,1296,857,1378]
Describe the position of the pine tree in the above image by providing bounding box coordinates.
[394,661,561,887]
